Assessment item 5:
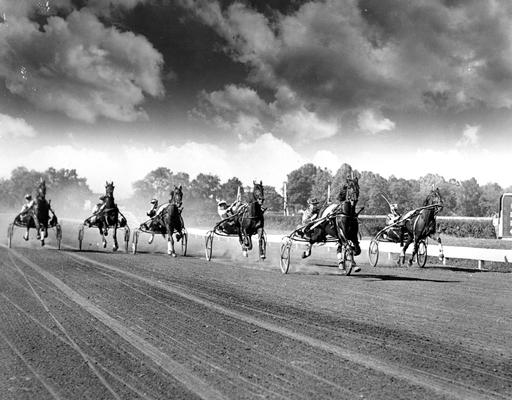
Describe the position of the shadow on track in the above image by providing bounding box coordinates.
[351,274,460,283]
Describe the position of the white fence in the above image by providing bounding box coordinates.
[186,228,512,269]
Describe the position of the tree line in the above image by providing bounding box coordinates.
[0,164,509,217]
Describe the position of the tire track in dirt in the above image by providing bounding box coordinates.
[4,246,227,400]
[58,248,507,400]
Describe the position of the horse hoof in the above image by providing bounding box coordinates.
[41,240,45,247]
[242,251,248,257]
[353,266,361,273]
[170,252,177,258]
[112,247,118,252]
[148,237,154,244]
[36,234,41,240]
[260,255,266,260]
[102,241,107,248]
[23,234,29,241]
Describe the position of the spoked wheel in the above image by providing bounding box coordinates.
[205,231,214,261]
[132,230,139,254]
[7,223,14,248]
[259,231,267,260]
[280,238,292,274]
[124,226,131,252]
[180,229,188,256]
[368,239,379,267]
[417,239,428,268]
[56,224,62,250]
[338,244,354,276]
[78,225,84,251]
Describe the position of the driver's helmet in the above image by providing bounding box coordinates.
[218,200,227,207]
[307,197,319,206]
[150,198,158,204]
[25,194,32,200]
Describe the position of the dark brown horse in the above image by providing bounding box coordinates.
[161,186,184,257]
[237,181,266,258]
[302,176,362,271]
[94,181,123,251]
[399,187,444,266]
[16,179,56,246]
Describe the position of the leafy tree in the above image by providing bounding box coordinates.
[286,163,318,208]
[480,183,503,216]
[189,173,221,201]
[455,178,482,216]
[358,171,389,214]
[220,177,244,202]
[132,168,190,202]
[310,168,333,204]
[263,185,284,212]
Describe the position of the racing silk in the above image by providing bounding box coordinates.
[218,205,229,220]
[147,203,158,218]
[302,207,319,225]
[20,199,35,214]
[386,211,401,225]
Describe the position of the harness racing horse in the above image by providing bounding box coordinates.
[95,181,123,251]
[237,181,266,258]
[399,187,444,266]
[301,176,362,272]
[160,186,185,257]
[19,179,56,246]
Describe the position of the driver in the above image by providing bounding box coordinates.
[386,203,401,225]
[302,197,321,225]
[18,194,36,240]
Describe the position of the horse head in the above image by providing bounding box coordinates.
[171,185,183,206]
[105,181,115,198]
[424,187,443,209]
[37,179,47,199]
[345,175,359,206]
[252,180,265,205]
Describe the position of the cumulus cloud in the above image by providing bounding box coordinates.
[0,113,37,138]
[457,124,480,147]
[0,2,164,122]
[182,0,512,126]
[357,109,395,134]
[196,83,338,142]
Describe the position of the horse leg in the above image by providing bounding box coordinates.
[409,241,419,266]
[257,228,265,259]
[435,234,445,264]
[399,237,413,266]
[336,243,345,269]
[24,225,29,241]
[167,233,176,257]
[99,225,107,248]
[302,242,312,259]
[239,229,249,257]
[112,226,119,251]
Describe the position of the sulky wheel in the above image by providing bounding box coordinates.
[280,237,292,274]
[338,243,353,276]
[368,239,379,268]
[124,226,130,253]
[56,224,62,250]
[205,231,214,261]
[417,239,428,268]
[78,225,84,251]
[181,229,188,256]
[7,223,14,248]
[132,230,139,254]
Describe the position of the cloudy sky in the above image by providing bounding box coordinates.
[1,0,512,197]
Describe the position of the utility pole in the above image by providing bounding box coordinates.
[283,181,288,216]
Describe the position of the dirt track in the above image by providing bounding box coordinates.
[1,221,511,399]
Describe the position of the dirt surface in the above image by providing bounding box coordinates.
[1,219,511,399]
